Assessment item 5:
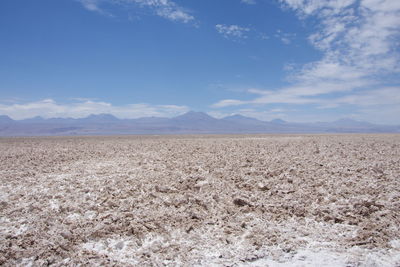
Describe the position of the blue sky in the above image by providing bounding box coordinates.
[0,0,399,124]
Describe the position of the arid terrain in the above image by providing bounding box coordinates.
[0,134,399,266]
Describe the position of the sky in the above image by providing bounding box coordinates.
[0,0,399,124]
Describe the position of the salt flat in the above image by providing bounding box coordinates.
[0,134,399,266]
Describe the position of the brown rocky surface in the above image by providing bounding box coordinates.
[0,134,399,266]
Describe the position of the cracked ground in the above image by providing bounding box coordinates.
[0,134,399,266]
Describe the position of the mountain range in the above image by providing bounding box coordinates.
[0,112,399,136]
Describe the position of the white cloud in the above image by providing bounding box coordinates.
[77,0,194,23]
[281,0,400,100]
[77,0,113,16]
[129,0,194,23]
[79,0,102,12]
[212,85,400,123]
[275,30,296,44]
[0,99,189,120]
[241,0,256,4]
[213,0,400,123]
[216,24,251,39]
[212,99,248,108]
[280,0,400,77]
[213,87,321,107]
[259,33,269,40]
[335,87,400,106]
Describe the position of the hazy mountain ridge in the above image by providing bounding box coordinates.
[0,112,398,136]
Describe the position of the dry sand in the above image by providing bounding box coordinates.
[0,134,399,266]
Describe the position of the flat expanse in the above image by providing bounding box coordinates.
[0,134,399,266]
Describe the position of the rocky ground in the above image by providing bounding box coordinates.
[0,134,399,266]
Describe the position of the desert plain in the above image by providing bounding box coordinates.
[0,134,399,266]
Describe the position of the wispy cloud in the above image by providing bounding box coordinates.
[130,0,194,23]
[279,0,400,85]
[214,85,400,107]
[212,99,248,108]
[0,99,189,120]
[79,0,101,12]
[215,24,251,39]
[335,87,400,106]
[213,0,400,123]
[78,0,113,16]
[275,29,296,44]
[77,0,194,23]
[241,0,256,5]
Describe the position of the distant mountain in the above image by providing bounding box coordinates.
[130,116,170,124]
[270,118,287,124]
[0,115,14,124]
[17,114,120,125]
[20,116,46,123]
[307,118,392,133]
[223,114,265,125]
[173,111,217,122]
[77,113,119,123]
[0,112,398,136]
[170,111,227,132]
[330,118,374,128]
